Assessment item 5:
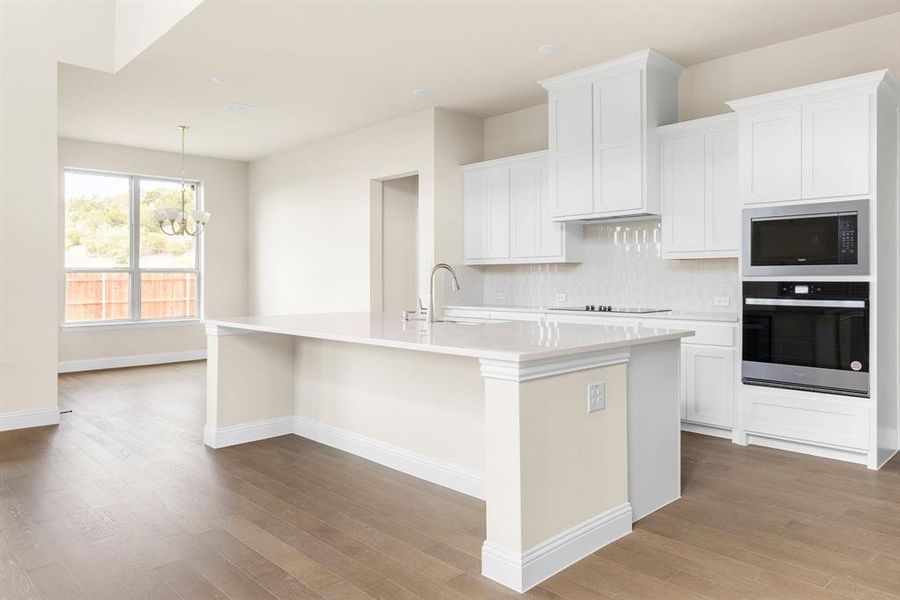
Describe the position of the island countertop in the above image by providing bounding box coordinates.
[205,312,693,362]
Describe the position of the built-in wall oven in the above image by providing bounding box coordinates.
[742,199,869,277]
[742,281,869,397]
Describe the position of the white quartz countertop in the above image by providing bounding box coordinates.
[205,312,693,362]
[444,304,739,323]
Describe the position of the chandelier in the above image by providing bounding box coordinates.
[154,125,211,236]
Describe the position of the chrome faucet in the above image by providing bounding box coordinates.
[428,263,461,323]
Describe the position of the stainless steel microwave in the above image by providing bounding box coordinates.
[742,199,869,277]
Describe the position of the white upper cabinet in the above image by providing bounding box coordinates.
[727,71,887,205]
[659,113,739,259]
[549,84,594,217]
[739,107,802,204]
[801,94,870,200]
[464,151,580,265]
[540,49,683,221]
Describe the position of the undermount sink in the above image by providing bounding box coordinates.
[437,317,508,325]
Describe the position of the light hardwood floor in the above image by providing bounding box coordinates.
[1,361,899,599]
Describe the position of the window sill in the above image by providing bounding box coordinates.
[61,318,202,333]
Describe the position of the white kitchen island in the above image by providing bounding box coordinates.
[204,313,691,592]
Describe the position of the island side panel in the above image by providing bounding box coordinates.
[205,327,296,448]
[481,360,631,592]
[627,339,681,520]
[293,337,486,496]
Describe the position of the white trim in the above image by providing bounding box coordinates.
[727,69,892,111]
[539,48,683,89]
[61,318,201,332]
[205,323,254,336]
[480,350,630,382]
[481,503,633,592]
[745,433,868,466]
[0,408,60,432]
[58,349,206,373]
[657,112,737,136]
[292,415,485,499]
[203,416,294,449]
[681,421,733,440]
[462,150,548,171]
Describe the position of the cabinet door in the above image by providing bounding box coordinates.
[463,171,488,260]
[485,167,510,258]
[740,107,801,204]
[684,345,734,428]
[801,94,870,200]
[705,128,740,252]
[509,164,538,258]
[661,133,706,253]
[536,163,563,257]
[549,84,593,217]
[594,69,643,213]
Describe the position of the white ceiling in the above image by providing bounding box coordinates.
[58,0,900,162]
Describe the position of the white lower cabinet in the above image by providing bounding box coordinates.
[742,385,870,451]
[463,151,580,265]
[682,345,734,428]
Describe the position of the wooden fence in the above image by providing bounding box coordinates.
[65,272,197,322]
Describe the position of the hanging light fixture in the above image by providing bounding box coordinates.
[155,125,210,236]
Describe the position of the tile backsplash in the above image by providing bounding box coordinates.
[446,219,739,313]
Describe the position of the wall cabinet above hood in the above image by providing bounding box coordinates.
[540,49,683,222]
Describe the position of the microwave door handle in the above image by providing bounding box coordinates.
[745,298,866,308]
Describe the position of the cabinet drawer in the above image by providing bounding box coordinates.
[742,386,869,450]
[643,320,735,347]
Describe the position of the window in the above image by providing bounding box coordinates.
[64,170,201,325]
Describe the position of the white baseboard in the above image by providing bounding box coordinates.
[58,349,206,373]
[0,408,61,432]
[681,421,733,440]
[482,502,633,592]
[745,433,867,465]
[292,415,485,499]
[203,416,294,449]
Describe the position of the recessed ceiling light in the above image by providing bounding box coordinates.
[538,44,563,55]
[224,101,257,113]
[411,87,432,96]
[211,75,233,85]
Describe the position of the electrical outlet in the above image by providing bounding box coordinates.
[713,295,731,307]
[555,292,567,303]
[587,382,606,413]
[495,291,507,301]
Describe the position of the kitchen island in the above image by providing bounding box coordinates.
[204,313,691,592]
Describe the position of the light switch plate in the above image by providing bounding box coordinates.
[587,382,606,413]
[495,291,507,301]
[713,295,731,307]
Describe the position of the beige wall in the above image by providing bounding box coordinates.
[680,12,900,120]
[57,138,249,363]
[483,104,549,160]
[294,338,485,472]
[381,176,419,313]
[482,13,900,159]
[249,108,482,314]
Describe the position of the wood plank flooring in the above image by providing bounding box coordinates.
[1,361,898,599]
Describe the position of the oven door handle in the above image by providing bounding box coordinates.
[744,298,866,308]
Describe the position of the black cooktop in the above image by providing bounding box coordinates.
[552,305,671,314]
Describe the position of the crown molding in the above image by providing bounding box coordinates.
[727,69,893,112]
[539,48,683,90]
[657,112,738,137]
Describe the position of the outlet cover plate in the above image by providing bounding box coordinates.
[556,292,567,303]
[587,382,606,413]
[495,291,507,301]
[713,295,731,307]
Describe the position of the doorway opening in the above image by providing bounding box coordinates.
[370,174,419,314]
